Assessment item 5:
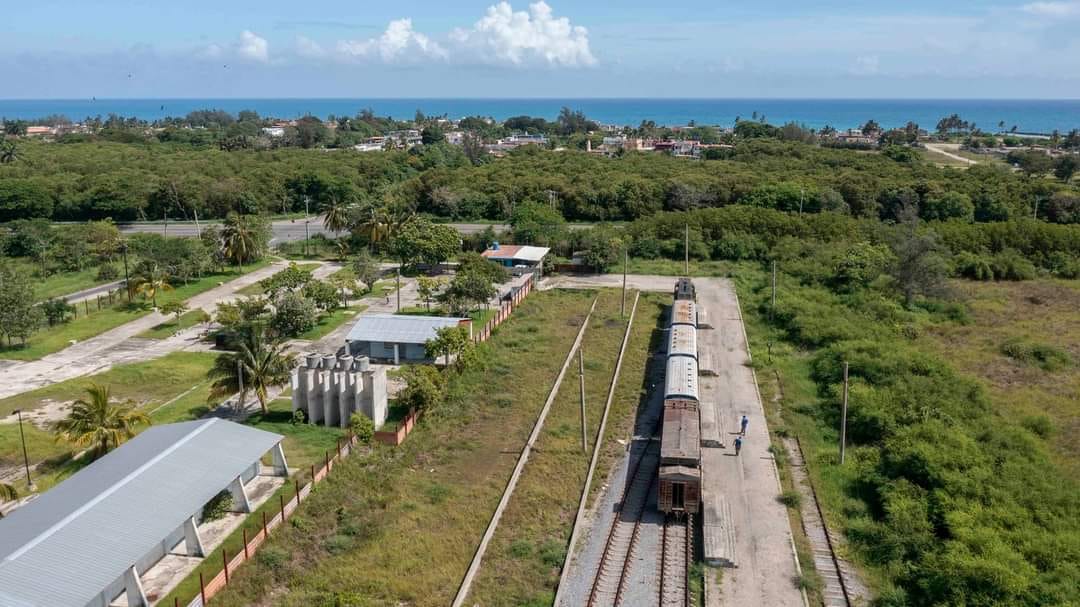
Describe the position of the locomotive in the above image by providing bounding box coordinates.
[658,278,702,514]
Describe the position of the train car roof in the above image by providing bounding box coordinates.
[668,324,697,359]
[661,406,701,465]
[671,300,697,327]
[665,355,699,401]
[658,465,701,481]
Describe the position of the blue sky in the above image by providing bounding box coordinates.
[3,1,1079,98]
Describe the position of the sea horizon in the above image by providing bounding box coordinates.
[3,97,1079,133]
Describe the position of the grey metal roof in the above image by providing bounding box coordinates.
[661,406,701,466]
[665,355,699,402]
[0,419,283,607]
[668,325,697,359]
[345,313,469,345]
[671,300,697,327]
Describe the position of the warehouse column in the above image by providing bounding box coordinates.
[183,516,206,557]
[228,475,253,513]
[123,565,149,607]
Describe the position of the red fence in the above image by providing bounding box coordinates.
[183,432,361,607]
[473,273,535,344]
[373,408,419,446]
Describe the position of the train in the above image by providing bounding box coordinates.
[658,278,702,514]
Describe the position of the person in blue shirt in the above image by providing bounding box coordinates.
[734,435,743,456]
[740,415,749,436]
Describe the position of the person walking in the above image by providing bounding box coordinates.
[740,414,749,436]
[734,435,743,456]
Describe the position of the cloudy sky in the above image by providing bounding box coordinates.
[3,0,1079,98]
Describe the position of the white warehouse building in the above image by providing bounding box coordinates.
[0,419,287,607]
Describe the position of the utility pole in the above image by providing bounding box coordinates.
[237,359,245,410]
[799,187,805,215]
[304,197,311,257]
[771,260,777,318]
[684,224,689,276]
[396,266,402,312]
[621,247,628,317]
[840,361,849,465]
[14,409,33,490]
[163,208,168,238]
[121,240,131,303]
[578,348,587,453]
[192,206,201,239]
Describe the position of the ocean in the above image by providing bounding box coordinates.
[1,98,1079,134]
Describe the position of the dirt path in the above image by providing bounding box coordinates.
[0,261,340,402]
[924,143,977,165]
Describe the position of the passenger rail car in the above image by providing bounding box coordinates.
[659,278,702,515]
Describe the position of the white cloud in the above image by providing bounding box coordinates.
[295,36,325,58]
[336,18,446,62]
[450,1,595,67]
[1021,1,1080,17]
[852,54,880,75]
[237,30,269,62]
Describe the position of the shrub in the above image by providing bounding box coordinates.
[1001,338,1072,371]
[509,539,532,558]
[200,490,233,522]
[290,409,306,425]
[349,412,375,444]
[1021,414,1055,439]
[777,490,801,508]
[323,534,354,555]
[95,263,120,281]
[990,249,1037,280]
[256,546,288,569]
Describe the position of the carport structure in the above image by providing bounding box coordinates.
[0,418,287,607]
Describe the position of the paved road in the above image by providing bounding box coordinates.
[60,280,125,304]
[117,219,510,243]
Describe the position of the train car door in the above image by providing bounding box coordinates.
[672,482,686,511]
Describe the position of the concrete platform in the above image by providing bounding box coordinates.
[698,398,724,448]
[698,347,718,376]
[702,487,736,567]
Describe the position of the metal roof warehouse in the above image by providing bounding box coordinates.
[0,419,287,607]
[345,313,471,363]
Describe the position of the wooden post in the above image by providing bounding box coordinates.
[243,528,249,559]
[222,548,229,583]
[684,224,689,275]
[175,597,179,607]
[771,260,777,319]
[84,300,90,316]
[621,247,628,317]
[262,510,268,536]
[840,361,849,465]
[199,572,206,604]
[282,491,288,521]
[310,464,315,483]
[578,348,587,454]
[324,450,330,473]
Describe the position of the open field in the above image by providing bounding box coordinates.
[203,289,597,607]
[466,290,640,605]
[918,278,1080,479]
[295,304,368,341]
[0,261,269,361]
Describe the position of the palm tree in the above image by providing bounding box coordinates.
[220,213,258,272]
[0,141,19,164]
[54,384,150,458]
[207,328,295,414]
[353,203,390,245]
[322,195,351,234]
[1,483,16,501]
[134,264,173,308]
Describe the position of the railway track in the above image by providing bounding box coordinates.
[659,513,692,607]
[586,440,660,607]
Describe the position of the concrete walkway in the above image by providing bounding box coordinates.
[924,143,977,165]
[0,261,340,401]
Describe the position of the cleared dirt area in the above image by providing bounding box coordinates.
[920,278,1080,479]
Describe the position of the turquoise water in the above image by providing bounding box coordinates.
[2,98,1078,133]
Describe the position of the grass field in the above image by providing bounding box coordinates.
[917,278,1080,479]
[1,257,121,302]
[295,304,367,341]
[0,261,269,361]
[0,352,218,493]
[467,290,638,605]
[625,258,738,277]
[204,289,597,607]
